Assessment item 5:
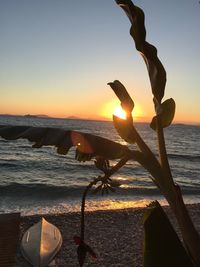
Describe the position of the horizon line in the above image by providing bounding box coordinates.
[0,113,199,126]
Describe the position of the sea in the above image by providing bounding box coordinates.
[0,115,200,215]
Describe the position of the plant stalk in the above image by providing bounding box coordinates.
[156,116,200,266]
[80,177,101,240]
[172,185,200,266]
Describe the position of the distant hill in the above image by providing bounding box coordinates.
[0,114,50,119]
[24,114,50,118]
[0,114,15,117]
[66,116,80,120]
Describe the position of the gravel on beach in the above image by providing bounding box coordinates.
[16,203,200,267]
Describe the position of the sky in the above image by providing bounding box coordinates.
[0,0,200,124]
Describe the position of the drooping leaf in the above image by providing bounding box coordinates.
[75,149,93,162]
[57,146,71,155]
[0,125,72,150]
[116,0,166,103]
[71,131,129,160]
[108,80,134,113]
[113,115,136,143]
[143,201,194,267]
[150,98,176,130]
[92,177,120,195]
[94,157,110,174]
[0,125,129,160]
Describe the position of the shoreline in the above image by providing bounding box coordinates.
[16,203,200,267]
[2,194,200,216]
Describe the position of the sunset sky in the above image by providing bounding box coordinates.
[0,0,200,124]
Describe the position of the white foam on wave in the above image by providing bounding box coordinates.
[1,194,199,216]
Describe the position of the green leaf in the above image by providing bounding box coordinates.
[143,201,194,267]
[150,98,176,130]
[113,115,136,143]
[108,80,134,113]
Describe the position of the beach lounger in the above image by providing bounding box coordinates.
[0,213,20,267]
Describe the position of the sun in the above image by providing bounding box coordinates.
[113,106,126,119]
[100,99,143,121]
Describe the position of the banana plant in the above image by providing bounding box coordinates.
[0,0,200,266]
[113,0,200,266]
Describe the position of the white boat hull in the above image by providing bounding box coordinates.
[21,217,62,267]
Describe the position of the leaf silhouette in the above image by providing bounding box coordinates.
[143,201,194,267]
[116,0,166,103]
[150,98,176,130]
[94,157,110,173]
[113,115,136,143]
[108,80,134,113]
[0,125,129,160]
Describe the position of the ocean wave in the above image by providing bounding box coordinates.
[0,182,199,200]
[0,183,84,198]
[0,118,199,210]
[168,153,200,162]
[0,158,96,172]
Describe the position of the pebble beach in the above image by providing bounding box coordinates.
[16,203,200,267]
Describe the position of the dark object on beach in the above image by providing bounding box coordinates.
[0,213,20,267]
[143,201,194,267]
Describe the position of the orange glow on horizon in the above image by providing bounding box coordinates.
[132,104,143,120]
[1,98,200,125]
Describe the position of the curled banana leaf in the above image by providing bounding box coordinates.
[108,80,134,113]
[113,115,136,143]
[0,125,129,161]
[116,0,166,103]
[150,98,176,130]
